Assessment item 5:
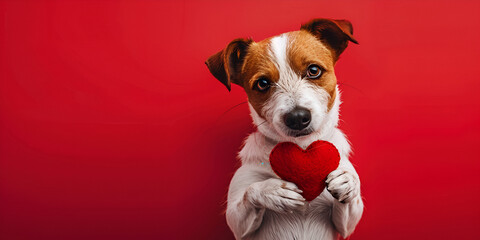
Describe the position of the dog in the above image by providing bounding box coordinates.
[205,18,364,240]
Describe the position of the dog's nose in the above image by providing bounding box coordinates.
[284,107,311,130]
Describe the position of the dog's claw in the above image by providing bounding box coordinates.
[326,169,359,204]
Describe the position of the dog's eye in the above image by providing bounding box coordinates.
[306,65,322,79]
[255,78,271,92]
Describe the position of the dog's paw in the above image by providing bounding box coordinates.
[326,169,360,203]
[245,178,305,212]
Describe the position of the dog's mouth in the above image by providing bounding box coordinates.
[286,128,314,138]
[295,131,312,137]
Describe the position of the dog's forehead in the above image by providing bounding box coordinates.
[242,31,334,86]
[286,31,335,70]
[253,31,334,69]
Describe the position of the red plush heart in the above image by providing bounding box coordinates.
[269,140,340,201]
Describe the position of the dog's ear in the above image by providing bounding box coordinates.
[205,38,253,91]
[301,19,358,60]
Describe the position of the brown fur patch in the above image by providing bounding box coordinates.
[240,39,279,118]
[287,31,337,109]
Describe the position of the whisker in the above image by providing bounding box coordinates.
[337,82,366,96]
[198,101,249,140]
[253,120,268,148]
[218,101,248,119]
[254,120,268,129]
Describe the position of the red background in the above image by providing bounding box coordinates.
[1,0,479,239]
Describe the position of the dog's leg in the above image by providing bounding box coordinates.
[325,158,364,238]
[226,164,305,239]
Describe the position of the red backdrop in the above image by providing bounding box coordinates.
[1,0,479,239]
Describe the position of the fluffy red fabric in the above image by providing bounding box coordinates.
[269,140,340,201]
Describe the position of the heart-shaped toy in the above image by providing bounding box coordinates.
[269,140,340,201]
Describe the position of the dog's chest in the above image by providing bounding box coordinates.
[251,194,337,240]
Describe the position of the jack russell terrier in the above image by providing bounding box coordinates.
[205,18,364,240]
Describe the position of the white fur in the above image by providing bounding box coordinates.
[226,35,363,240]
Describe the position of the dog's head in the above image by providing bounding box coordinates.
[206,19,357,142]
